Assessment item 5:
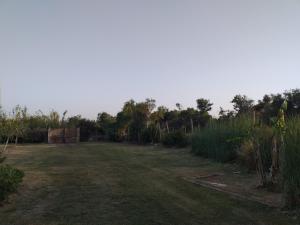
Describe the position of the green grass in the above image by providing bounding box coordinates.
[0,143,298,225]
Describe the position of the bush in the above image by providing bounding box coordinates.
[162,131,189,148]
[0,165,24,201]
[191,115,252,162]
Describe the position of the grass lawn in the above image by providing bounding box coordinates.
[0,142,298,225]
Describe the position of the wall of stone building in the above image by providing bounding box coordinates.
[48,128,80,144]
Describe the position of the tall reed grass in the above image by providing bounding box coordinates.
[282,116,300,208]
[191,115,253,162]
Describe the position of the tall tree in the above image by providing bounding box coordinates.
[284,89,300,115]
[231,95,254,114]
[195,98,213,128]
[61,110,68,128]
[97,112,115,134]
[151,106,168,139]
[179,108,197,133]
[12,105,28,145]
[218,107,235,120]
[176,103,182,111]
[48,110,60,128]
[196,98,213,113]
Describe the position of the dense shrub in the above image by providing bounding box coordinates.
[0,165,24,201]
[162,131,189,148]
[191,115,252,162]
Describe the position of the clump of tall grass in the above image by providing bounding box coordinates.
[237,126,273,172]
[191,115,253,162]
[236,126,275,187]
[282,116,300,208]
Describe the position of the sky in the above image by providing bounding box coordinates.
[0,0,300,119]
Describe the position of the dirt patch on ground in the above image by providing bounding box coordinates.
[175,167,282,207]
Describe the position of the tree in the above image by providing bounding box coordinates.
[1,118,15,151]
[219,107,235,120]
[48,110,60,128]
[164,110,179,133]
[196,98,213,113]
[0,107,11,153]
[194,99,213,128]
[176,103,182,111]
[97,112,115,136]
[66,115,82,128]
[150,106,168,140]
[11,105,28,145]
[130,102,150,143]
[122,99,135,115]
[284,89,300,115]
[61,110,68,128]
[0,106,6,143]
[231,95,254,114]
[254,94,285,124]
[179,108,197,133]
[118,99,157,143]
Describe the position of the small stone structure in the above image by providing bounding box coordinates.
[48,128,80,144]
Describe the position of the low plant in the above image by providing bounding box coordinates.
[0,165,24,201]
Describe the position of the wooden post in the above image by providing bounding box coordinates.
[166,121,170,134]
[48,128,51,144]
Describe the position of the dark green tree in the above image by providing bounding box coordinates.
[231,95,254,115]
[196,98,213,113]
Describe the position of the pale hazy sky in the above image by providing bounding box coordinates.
[0,0,300,119]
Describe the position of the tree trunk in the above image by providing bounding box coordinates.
[165,121,170,134]
[158,123,162,141]
[15,136,18,146]
[3,137,9,152]
[190,118,194,133]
